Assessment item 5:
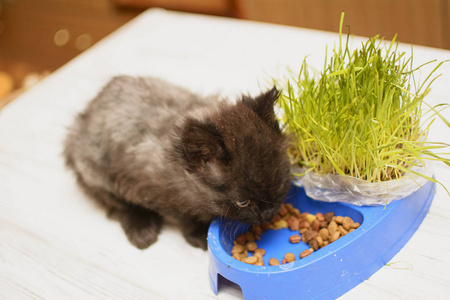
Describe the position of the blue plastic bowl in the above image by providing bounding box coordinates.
[208,181,435,299]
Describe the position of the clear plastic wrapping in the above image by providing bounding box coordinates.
[293,166,432,206]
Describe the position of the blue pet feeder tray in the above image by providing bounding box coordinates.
[208,181,435,299]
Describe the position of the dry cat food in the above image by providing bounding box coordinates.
[268,258,280,266]
[231,203,360,266]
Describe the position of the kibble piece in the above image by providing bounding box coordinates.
[255,261,264,266]
[309,239,319,251]
[335,216,344,224]
[285,203,294,213]
[271,214,281,224]
[243,256,258,265]
[300,249,312,259]
[329,231,340,242]
[306,213,317,224]
[285,252,295,263]
[254,253,264,265]
[254,248,266,256]
[232,250,248,261]
[269,258,280,266]
[315,212,325,222]
[278,204,288,216]
[319,229,329,241]
[328,220,338,235]
[287,215,300,231]
[302,229,318,243]
[261,222,272,231]
[299,212,308,222]
[289,234,302,244]
[231,244,245,254]
[338,225,348,236]
[324,212,335,223]
[251,225,263,237]
[319,220,328,229]
[315,235,324,246]
[342,217,353,231]
[291,208,301,218]
[311,219,321,232]
[235,233,246,245]
[246,241,258,252]
[245,231,255,242]
[299,212,308,218]
[299,220,310,229]
[351,222,360,229]
[273,219,288,229]
[319,228,329,241]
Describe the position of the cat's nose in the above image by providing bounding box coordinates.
[260,210,276,222]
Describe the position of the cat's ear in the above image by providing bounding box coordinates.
[175,118,229,175]
[241,87,281,132]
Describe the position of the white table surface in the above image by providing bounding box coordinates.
[1,9,449,300]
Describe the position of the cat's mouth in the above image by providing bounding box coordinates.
[246,210,278,225]
[227,202,281,225]
[232,214,267,226]
[258,215,273,224]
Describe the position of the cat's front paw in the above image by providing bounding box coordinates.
[124,224,159,249]
[182,222,209,250]
[184,233,208,250]
[114,205,163,249]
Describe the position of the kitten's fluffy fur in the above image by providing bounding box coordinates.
[64,76,292,250]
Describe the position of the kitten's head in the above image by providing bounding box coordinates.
[173,87,292,225]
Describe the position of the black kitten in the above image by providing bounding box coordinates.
[64,76,292,250]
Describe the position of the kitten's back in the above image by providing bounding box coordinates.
[64,76,218,191]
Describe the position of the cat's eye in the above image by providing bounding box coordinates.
[236,199,250,208]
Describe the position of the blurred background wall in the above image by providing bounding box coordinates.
[1,0,449,107]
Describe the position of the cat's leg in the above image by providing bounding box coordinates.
[111,204,163,249]
[75,175,163,249]
[180,220,209,250]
